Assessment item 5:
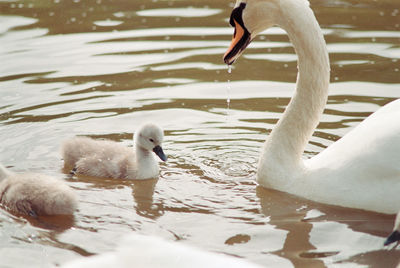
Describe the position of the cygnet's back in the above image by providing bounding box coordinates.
[0,165,77,216]
[63,137,135,179]
[61,123,167,180]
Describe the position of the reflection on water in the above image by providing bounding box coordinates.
[0,0,399,267]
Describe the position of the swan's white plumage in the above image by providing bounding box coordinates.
[226,0,400,214]
[0,164,77,216]
[60,233,263,268]
[62,123,166,180]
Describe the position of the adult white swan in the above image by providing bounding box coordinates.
[223,0,400,214]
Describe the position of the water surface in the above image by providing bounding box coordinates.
[0,0,399,267]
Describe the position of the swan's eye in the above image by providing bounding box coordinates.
[149,138,154,143]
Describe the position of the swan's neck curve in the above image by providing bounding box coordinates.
[257,1,330,186]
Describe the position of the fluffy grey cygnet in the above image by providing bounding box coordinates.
[62,123,167,180]
[0,165,77,216]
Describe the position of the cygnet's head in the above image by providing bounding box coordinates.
[135,123,167,161]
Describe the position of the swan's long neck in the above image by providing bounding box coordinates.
[258,1,330,184]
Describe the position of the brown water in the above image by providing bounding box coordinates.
[0,0,400,267]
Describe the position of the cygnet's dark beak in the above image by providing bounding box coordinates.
[153,145,167,161]
[384,230,400,246]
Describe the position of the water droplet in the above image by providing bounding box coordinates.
[228,65,232,74]
[226,79,231,116]
[114,12,125,18]
[296,205,308,211]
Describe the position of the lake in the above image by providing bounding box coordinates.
[0,0,399,267]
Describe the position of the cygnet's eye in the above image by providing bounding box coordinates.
[149,138,154,143]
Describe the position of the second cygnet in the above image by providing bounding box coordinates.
[0,164,77,216]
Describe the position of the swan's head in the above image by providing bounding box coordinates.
[384,211,400,246]
[135,123,167,161]
[224,0,280,65]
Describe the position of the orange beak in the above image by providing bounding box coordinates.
[224,19,246,60]
[223,19,251,65]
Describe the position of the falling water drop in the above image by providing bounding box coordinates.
[227,80,231,107]
[226,65,232,116]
